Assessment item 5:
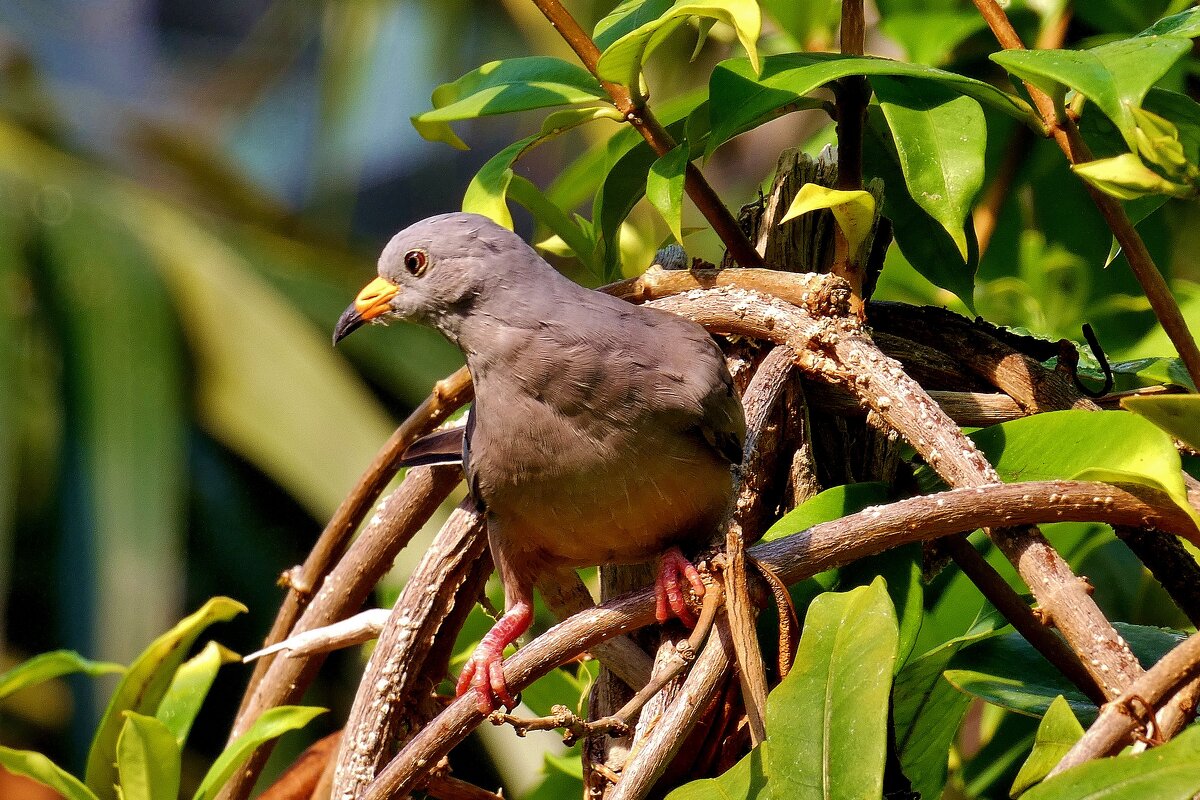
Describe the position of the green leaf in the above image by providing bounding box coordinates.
[191,705,326,800]
[463,107,621,235]
[766,578,899,800]
[1023,723,1200,800]
[1072,153,1193,200]
[665,746,767,799]
[945,623,1183,722]
[706,53,1036,159]
[509,177,601,273]
[0,650,123,701]
[1011,696,1084,797]
[779,184,876,258]
[863,105,976,307]
[762,481,891,542]
[894,614,1005,800]
[941,410,1198,529]
[1120,394,1200,451]
[1138,8,1200,39]
[412,57,607,149]
[116,713,181,800]
[759,0,840,50]
[156,641,241,746]
[0,747,98,800]
[874,76,986,260]
[646,142,690,243]
[991,38,1191,152]
[594,0,675,52]
[86,597,247,800]
[597,1,761,93]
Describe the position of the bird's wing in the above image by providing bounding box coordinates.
[398,426,467,468]
[696,366,747,467]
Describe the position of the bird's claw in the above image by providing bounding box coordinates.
[655,546,706,626]
[456,645,517,714]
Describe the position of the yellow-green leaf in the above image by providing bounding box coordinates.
[1072,153,1193,200]
[191,705,326,800]
[1120,394,1200,451]
[116,713,180,800]
[646,142,690,243]
[780,184,876,257]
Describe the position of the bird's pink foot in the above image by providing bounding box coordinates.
[655,546,706,626]
[456,601,532,714]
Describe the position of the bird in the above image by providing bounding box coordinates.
[333,213,745,713]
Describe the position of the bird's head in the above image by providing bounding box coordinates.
[333,212,528,344]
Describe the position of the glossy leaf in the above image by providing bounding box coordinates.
[766,578,898,800]
[874,76,986,260]
[597,0,761,92]
[463,135,538,229]
[646,142,689,243]
[0,747,98,800]
[1138,8,1200,39]
[1011,696,1084,797]
[0,650,123,701]
[594,0,674,52]
[665,747,766,799]
[780,184,876,258]
[991,38,1190,151]
[85,597,246,800]
[116,713,181,800]
[1023,724,1200,800]
[863,105,976,306]
[706,53,1035,159]
[966,409,1198,528]
[1072,153,1193,200]
[1120,394,1200,451]
[411,57,606,149]
[191,705,326,800]
[156,641,241,746]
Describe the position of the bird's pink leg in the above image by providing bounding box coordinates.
[455,599,533,714]
[655,546,706,626]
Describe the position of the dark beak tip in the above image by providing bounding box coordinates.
[333,304,365,346]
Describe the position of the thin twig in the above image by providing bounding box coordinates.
[969,0,1200,387]
[1051,630,1200,775]
[528,0,764,267]
[361,477,1195,799]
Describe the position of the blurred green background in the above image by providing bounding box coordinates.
[0,0,1196,795]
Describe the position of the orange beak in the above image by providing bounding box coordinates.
[333,276,399,344]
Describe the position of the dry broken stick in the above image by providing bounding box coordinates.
[360,476,1196,799]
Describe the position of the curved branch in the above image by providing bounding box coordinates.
[363,477,1195,799]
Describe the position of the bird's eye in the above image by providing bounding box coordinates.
[404,250,428,277]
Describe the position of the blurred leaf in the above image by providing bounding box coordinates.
[760,0,839,49]
[127,199,397,521]
[190,705,326,800]
[991,38,1190,151]
[85,597,246,800]
[1023,724,1200,799]
[412,57,607,149]
[597,1,762,92]
[1120,394,1200,451]
[509,177,600,273]
[779,184,876,257]
[879,12,987,66]
[116,713,180,800]
[863,106,977,307]
[156,641,241,746]
[1010,696,1084,797]
[665,747,766,799]
[40,199,189,664]
[0,747,97,800]
[0,651,123,701]
[706,53,1036,159]
[525,751,586,800]
[646,142,689,243]
[874,77,986,260]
